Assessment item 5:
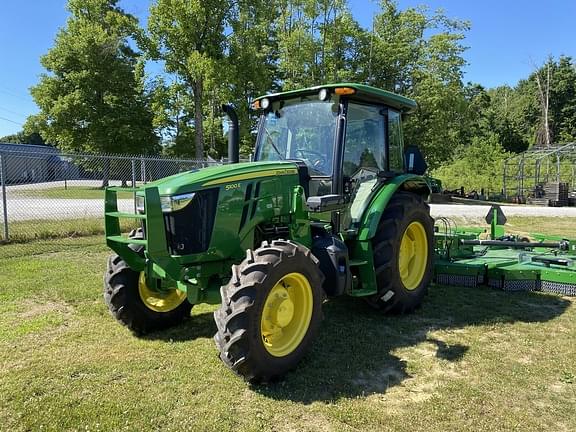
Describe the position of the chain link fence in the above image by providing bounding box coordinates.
[0,146,222,255]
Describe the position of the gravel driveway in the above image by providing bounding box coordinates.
[2,198,134,221]
[430,203,576,219]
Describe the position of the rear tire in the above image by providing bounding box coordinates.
[103,230,192,334]
[214,240,324,383]
[368,192,434,313]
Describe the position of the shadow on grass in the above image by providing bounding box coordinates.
[142,311,217,342]
[136,282,570,403]
[253,284,570,403]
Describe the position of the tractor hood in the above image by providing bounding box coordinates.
[145,160,300,196]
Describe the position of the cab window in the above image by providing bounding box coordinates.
[343,103,386,178]
[388,109,404,171]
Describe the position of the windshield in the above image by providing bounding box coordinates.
[255,99,338,176]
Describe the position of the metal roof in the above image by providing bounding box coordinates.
[0,142,58,153]
[255,83,417,113]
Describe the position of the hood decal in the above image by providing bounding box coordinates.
[202,168,298,187]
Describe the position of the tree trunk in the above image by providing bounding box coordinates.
[535,62,552,147]
[193,79,204,160]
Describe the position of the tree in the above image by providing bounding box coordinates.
[227,0,279,153]
[0,130,46,145]
[547,56,576,143]
[147,0,229,159]
[533,59,552,147]
[363,1,470,168]
[29,0,157,163]
[275,0,366,89]
[149,76,197,157]
[432,133,510,194]
[482,57,576,150]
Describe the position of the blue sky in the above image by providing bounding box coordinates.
[0,0,575,137]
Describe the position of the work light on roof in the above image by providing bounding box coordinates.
[261,97,271,110]
[318,88,330,101]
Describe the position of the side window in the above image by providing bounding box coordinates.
[343,103,386,178]
[388,110,404,172]
[343,103,386,228]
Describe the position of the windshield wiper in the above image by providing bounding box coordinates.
[263,126,285,160]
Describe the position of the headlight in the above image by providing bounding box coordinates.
[161,192,196,213]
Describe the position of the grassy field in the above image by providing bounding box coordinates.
[0,221,575,431]
[443,216,576,239]
[3,216,575,246]
[10,186,134,200]
[506,216,576,238]
[1,218,139,246]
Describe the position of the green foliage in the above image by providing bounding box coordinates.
[29,0,157,155]
[369,2,470,169]
[0,131,46,145]
[432,134,510,194]
[26,0,576,179]
[227,0,279,155]
[546,56,576,143]
[276,0,367,88]
[485,56,576,149]
[147,0,230,159]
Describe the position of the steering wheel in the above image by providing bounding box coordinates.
[295,149,327,172]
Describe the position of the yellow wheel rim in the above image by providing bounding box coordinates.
[398,221,428,290]
[260,272,313,357]
[138,273,187,313]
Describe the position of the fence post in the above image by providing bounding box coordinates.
[131,159,137,213]
[141,158,147,184]
[64,160,68,190]
[0,153,9,242]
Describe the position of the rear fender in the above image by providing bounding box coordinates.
[347,175,430,297]
[357,174,431,241]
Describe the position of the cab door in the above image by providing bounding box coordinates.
[341,104,404,232]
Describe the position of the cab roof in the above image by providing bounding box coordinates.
[254,83,417,113]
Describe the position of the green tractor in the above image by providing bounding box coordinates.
[104,83,434,382]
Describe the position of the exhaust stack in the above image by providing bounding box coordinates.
[222,104,239,164]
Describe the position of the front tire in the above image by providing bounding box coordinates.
[368,192,434,313]
[214,240,324,383]
[103,232,192,334]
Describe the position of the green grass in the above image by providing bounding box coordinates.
[1,219,575,431]
[445,216,576,239]
[3,216,573,248]
[1,218,139,246]
[506,216,576,238]
[11,186,134,200]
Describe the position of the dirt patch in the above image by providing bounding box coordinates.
[516,355,533,365]
[352,364,409,394]
[17,300,72,319]
[274,411,336,432]
[350,335,466,408]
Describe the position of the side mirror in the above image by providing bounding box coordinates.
[404,145,427,175]
[306,195,346,213]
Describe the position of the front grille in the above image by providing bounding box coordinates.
[163,188,219,255]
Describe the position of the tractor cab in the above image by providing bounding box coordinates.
[252,83,424,232]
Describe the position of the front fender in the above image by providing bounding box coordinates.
[357,174,431,241]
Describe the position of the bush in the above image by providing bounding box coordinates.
[432,134,510,195]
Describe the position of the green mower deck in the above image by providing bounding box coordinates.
[433,207,576,296]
